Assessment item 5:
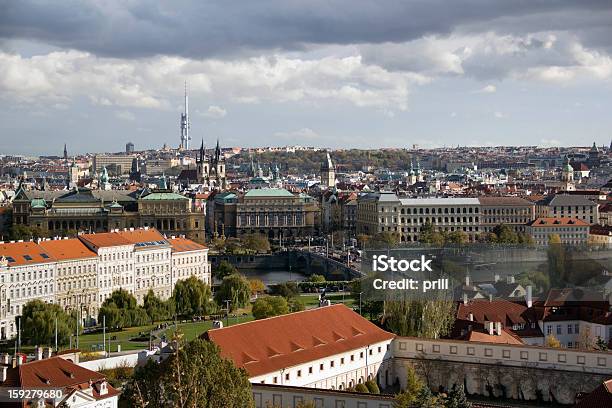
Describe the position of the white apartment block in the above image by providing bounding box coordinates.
[0,228,210,340]
[39,238,100,319]
[79,233,136,303]
[169,237,211,286]
[525,217,589,246]
[0,241,55,340]
[356,192,482,243]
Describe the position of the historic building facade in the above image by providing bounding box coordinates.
[478,196,535,233]
[356,193,482,243]
[212,188,320,240]
[11,187,206,242]
[0,228,210,340]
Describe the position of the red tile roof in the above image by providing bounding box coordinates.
[115,228,166,244]
[0,356,119,407]
[168,237,207,252]
[39,238,97,261]
[0,241,55,267]
[78,232,132,248]
[203,304,395,377]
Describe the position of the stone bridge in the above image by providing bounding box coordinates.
[289,250,363,280]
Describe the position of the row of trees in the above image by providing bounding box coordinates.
[356,223,537,249]
[210,233,271,254]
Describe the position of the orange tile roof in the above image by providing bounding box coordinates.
[168,237,207,252]
[39,238,97,261]
[78,232,132,248]
[203,304,395,378]
[464,328,524,345]
[0,241,55,267]
[115,228,166,244]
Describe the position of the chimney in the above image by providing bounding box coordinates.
[495,322,503,336]
[11,357,17,368]
[494,274,500,283]
[526,285,533,308]
[1,353,9,365]
[465,275,470,287]
[1,366,7,382]
[44,347,53,359]
[488,294,493,302]
[468,312,474,321]
[35,346,43,361]
[485,321,494,335]
[507,275,515,284]
[463,293,468,305]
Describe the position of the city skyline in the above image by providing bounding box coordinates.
[1,1,612,155]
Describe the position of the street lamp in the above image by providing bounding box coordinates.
[224,300,231,327]
[359,292,363,316]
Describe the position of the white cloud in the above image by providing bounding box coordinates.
[540,138,563,147]
[115,110,135,121]
[274,127,320,140]
[478,84,497,93]
[0,51,424,113]
[493,111,506,119]
[201,105,227,119]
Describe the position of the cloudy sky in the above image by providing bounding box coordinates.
[1,1,611,155]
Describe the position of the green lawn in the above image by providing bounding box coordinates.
[78,324,158,353]
[300,293,355,309]
[161,315,254,343]
[74,315,254,353]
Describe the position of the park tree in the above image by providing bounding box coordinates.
[213,260,238,280]
[20,300,75,346]
[143,290,174,323]
[124,338,254,408]
[242,233,271,253]
[269,281,300,299]
[308,274,326,283]
[98,289,149,329]
[215,273,251,311]
[252,296,289,320]
[491,224,519,244]
[419,222,445,246]
[172,276,214,317]
[384,298,455,339]
[371,231,400,248]
[249,278,266,297]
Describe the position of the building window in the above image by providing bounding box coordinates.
[330,361,335,368]
[556,325,562,335]
[567,324,573,334]
[308,367,313,374]
[320,363,324,371]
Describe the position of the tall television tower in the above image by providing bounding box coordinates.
[180,81,191,150]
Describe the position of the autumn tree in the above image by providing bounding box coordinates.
[124,338,254,408]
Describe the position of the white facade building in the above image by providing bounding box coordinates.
[0,228,210,340]
[205,304,395,391]
[0,241,55,340]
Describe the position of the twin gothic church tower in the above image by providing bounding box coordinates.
[196,138,227,189]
